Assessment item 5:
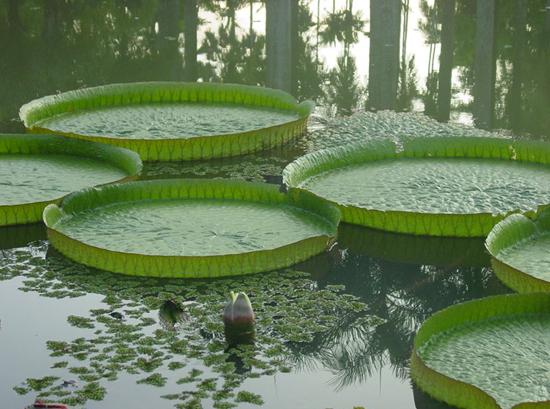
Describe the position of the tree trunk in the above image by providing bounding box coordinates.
[508,0,526,132]
[8,0,22,33]
[368,0,401,110]
[42,0,63,41]
[473,0,496,129]
[183,0,198,81]
[437,0,455,122]
[156,0,181,81]
[266,0,292,92]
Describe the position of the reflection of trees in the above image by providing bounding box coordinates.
[419,0,439,116]
[419,0,550,137]
[295,225,507,388]
[368,0,401,110]
[0,0,161,130]
[292,1,326,101]
[320,0,366,114]
[199,0,266,84]
[396,0,419,112]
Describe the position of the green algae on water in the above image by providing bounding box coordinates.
[3,243,381,408]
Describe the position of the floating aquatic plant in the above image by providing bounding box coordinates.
[411,293,550,409]
[20,82,314,161]
[43,178,340,278]
[159,300,189,331]
[284,137,550,237]
[1,243,381,408]
[0,134,141,227]
[486,208,550,293]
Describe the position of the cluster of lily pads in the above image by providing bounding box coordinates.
[2,81,550,408]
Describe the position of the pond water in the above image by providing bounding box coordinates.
[1,1,549,408]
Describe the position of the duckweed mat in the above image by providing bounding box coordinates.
[284,137,550,237]
[0,243,382,409]
[20,82,313,161]
[486,209,550,293]
[44,179,339,277]
[0,134,141,226]
[411,294,550,409]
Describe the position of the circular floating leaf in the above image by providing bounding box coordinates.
[486,209,550,293]
[283,137,550,237]
[0,134,142,226]
[20,82,314,161]
[43,179,339,278]
[411,293,550,409]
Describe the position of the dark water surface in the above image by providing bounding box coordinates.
[1,1,549,408]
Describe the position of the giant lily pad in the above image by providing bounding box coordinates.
[0,134,142,226]
[43,179,339,278]
[411,293,550,409]
[20,82,314,161]
[486,209,550,293]
[283,137,550,237]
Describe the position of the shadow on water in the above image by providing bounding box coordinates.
[0,223,46,250]
[413,384,457,409]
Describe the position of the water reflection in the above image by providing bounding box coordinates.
[297,223,508,390]
[413,384,456,409]
[1,1,549,136]
[0,223,46,250]
[0,221,510,408]
[0,0,547,407]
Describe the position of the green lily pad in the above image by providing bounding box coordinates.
[486,208,550,293]
[0,134,142,226]
[411,293,550,409]
[44,179,339,277]
[283,137,550,237]
[20,82,313,161]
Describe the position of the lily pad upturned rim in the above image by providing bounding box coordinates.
[283,136,550,237]
[43,178,340,278]
[0,133,142,227]
[485,208,550,293]
[19,82,315,162]
[410,293,550,409]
